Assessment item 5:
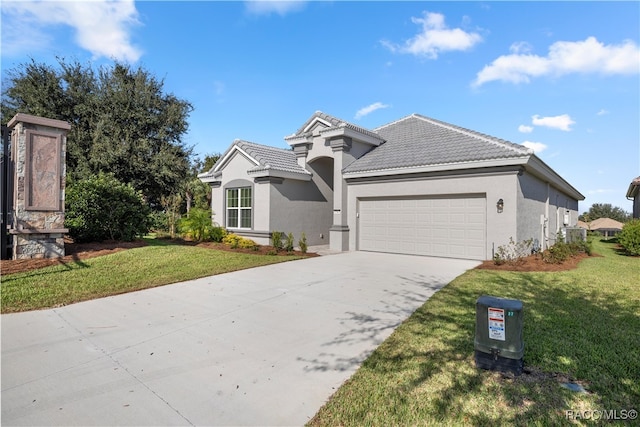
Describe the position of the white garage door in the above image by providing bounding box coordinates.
[358,196,486,260]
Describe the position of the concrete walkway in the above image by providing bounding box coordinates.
[1,252,479,426]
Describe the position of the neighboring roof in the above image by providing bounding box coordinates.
[588,217,624,231]
[343,114,531,174]
[626,176,640,198]
[577,220,589,229]
[198,139,311,181]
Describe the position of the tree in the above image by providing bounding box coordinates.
[1,58,193,207]
[65,173,150,242]
[579,203,631,223]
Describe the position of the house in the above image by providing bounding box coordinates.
[626,176,640,219]
[199,111,584,260]
[578,217,624,238]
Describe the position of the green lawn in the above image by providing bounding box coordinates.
[1,238,304,313]
[310,239,639,426]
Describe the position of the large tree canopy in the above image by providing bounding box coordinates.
[579,203,631,223]
[1,58,193,206]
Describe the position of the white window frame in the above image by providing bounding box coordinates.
[226,187,252,229]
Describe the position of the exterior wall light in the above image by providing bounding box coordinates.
[497,198,504,213]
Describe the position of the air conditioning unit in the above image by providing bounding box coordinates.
[561,227,586,243]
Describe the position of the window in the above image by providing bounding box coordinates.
[226,187,252,228]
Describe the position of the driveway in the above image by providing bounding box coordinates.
[1,251,479,426]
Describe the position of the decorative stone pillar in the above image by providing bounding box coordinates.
[7,113,71,259]
[329,136,351,251]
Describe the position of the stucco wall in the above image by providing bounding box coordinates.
[212,152,271,236]
[269,168,333,247]
[346,170,521,260]
[517,172,579,249]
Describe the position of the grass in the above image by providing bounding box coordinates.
[309,239,640,426]
[1,238,304,313]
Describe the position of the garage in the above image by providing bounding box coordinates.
[357,195,487,260]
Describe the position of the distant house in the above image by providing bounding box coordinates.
[199,111,584,260]
[626,176,640,219]
[579,217,624,238]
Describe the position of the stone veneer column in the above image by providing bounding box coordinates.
[329,136,351,251]
[7,113,71,259]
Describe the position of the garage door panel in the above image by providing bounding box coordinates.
[358,196,486,260]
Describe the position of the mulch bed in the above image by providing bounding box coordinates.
[475,252,597,272]
[0,238,317,276]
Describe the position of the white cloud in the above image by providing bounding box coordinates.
[1,0,141,62]
[532,114,575,131]
[245,1,306,16]
[597,109,609,116]
[509,41,533,55]
[518,125,533,133]
[382,11,482,59]
[473,37,640,86]
[355,102,390,119]
[522,141,547,154]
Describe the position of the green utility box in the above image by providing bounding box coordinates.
[474,295,524,375]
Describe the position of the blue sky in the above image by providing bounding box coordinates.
[2,1,639,213]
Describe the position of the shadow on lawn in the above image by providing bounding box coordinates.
[311,271,639,426]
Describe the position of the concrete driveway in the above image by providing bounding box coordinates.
[2,251,479,426]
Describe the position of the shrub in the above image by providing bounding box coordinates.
[298,232,308,254]
[493,238,534,265]
[617,219,640,256]
[65,173,150,242]
[209,226,227,243]
[178,208,214,242]
[285,232,295,252]
[148,210,169,232]
[222,233,258,250]
[271,231,284,251]
[541,241,571,264]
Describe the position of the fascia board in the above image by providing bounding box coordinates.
[248,169,312,181]
[302,117,333,133]
[213,144,260,173]
[284,134,313,146]
[525,155,585,200]
[320,126,383,146]
[343,157,529,178]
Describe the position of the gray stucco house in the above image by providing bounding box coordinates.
[626,176,640,219]
[199,111,584,260]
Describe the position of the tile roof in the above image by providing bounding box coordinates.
[343,114,532,174]
[290,111,381,141]
[235,140,310,176]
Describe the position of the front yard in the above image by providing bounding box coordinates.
[0,237,305,313]
[309,239,639,426]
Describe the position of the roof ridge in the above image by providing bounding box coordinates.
[411,114,531,156]
[373,113,418,132]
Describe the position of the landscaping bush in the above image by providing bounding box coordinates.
[222,233,258,250]
[148,210,170,232]
[178,208,214,242]
[540,238,592,264]
[209,226,227,243]
[65,173,150,242]
[271,231,284,251]
[493,238,534,265]
[285,232,295,252]
[617,219,640,256]
[298,232,308,254]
